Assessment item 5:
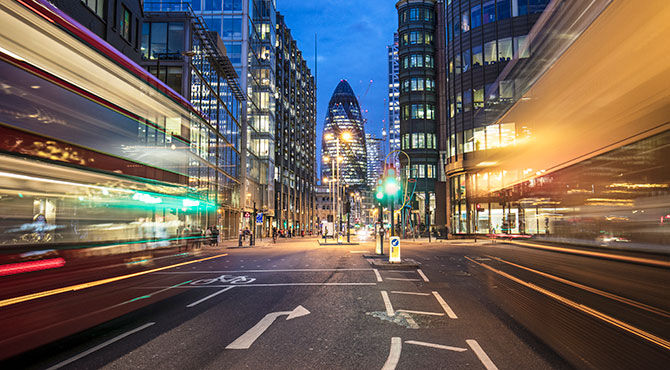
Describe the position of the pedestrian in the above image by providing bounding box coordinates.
[272,227,277,243]
[205,226,212,245]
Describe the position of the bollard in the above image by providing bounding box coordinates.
[238,233,243,247]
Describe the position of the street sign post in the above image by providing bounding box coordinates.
[389,236,400,263]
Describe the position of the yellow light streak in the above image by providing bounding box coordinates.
[0,253,229,308]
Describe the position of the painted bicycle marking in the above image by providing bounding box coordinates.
[191,275,256,285]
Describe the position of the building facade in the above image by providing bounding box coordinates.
[141,4,245,238]
[322,80,367,189]
[396,0,439,232]
[442,0,549,234]
[274,13,317,233]
[51,0,144,63]
[365,133,384,188]
[387,33,401,161]
[188,0,277,235]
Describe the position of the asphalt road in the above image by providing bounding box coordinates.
[1,237,668,369]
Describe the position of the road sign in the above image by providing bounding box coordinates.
[256,213,263,225]
[389,236,400,263]
[244,212,251,219]
[226,305,311,349]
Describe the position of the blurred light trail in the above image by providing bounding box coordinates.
[0,253,228,308]
[0,257,65,276]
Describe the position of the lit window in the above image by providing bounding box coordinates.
[498,37,513,61]
[461,11,470,32]
[82,0,104,18]
[472,45,483,66]
[121,7,131,41]
[514,35,530,58]
[484,40,497,65]
[470,4,482,29]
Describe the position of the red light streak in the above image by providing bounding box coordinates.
[0,258,66,277]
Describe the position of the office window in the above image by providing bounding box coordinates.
[425,54,434,68]
[411,104,425,119]
[411,78,424,91]
[486,124,501,149]
[168,23,184,55]
[425,9,433,21]
[427,133,436,149]
[205,0,222,11]
[456,92,462,114]
[516,0,529,16]
[82,0,104,18]
[463,89,472,112]
[474,87,484,109]
[418,165,426,178]
[472,45,483,66]
[483,1,496,24]
[452,14,460,38]
[449,59,454,73]
[411,54,423,68]
[461,11,470,32]
[121,7,131,41]
[425,32,433,45]
[486,82,499,103]
[427,165,435,178]
[455,53,462,74]
[464,129,474,153]
[425,78,434,91]
[500,80,514,101]
[471,4,481,29]
[484,40,497,65]
[474,127,485,151]
[498,37,513,61]
[426,104,435,120]
[498,0,512,20]
[149,23,167,58]
[402,79,410,93]
[402,56,409,69]
[141,23,150,59]
[514,35,530,58]
[462,49,471,73]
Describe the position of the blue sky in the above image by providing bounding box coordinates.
[276,0,398,171]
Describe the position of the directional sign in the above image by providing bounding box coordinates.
[256,213,263,225]
[389,236,401,263]
[226,305,311,349]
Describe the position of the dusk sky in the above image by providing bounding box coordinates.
[276,0,398,173]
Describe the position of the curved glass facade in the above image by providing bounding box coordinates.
[443,0,549,233]
[322,80,367,189]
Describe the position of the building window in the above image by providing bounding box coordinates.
[409,8,419,21]
[462,49,471,73]
[483,1,496,24]
[411,104,424,119]
[474,87,484,109]
[425,54,434,68]
[121,7,131,42]
[498,0,512,20]
[82,0,104,18]
[410,54,424,68]
[456,92,462,114]
[455,53,461,74]
[461,11,470,32]
[472,45,483,66]
[498,37,513,61]
[484,40,497,65]
[463,90,472,112]
[514,35,530,58]
[471,4,482,29]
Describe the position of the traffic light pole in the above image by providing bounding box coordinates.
[390,195,395,237]
[377,202,383,254]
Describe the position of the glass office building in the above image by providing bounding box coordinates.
[387,33,401,163]
[442,0,549,234]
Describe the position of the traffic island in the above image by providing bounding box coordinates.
[365,257,420,270]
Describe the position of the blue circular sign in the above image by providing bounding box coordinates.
[391,238,399,246]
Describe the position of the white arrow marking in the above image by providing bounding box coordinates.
[226,305,310,349]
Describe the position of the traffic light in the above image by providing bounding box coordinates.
[383,165,401,197]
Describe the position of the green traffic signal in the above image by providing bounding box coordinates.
[375,185,384,200]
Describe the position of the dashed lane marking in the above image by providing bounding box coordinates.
[466,339,499,370]
[390,291,431,296]
[187,286,235,308]
[417,269,430,282]
[382,337,402,370]
[374,269,383,282]
[381,291,395,316]
[432,291,458,319]
[397,309,445,316]
[386,278,421,281]
[46,322,155,370]
[405,340,467,352]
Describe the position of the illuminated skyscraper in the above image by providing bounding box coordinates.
[366,133,383,188]
[322,80,367,189]
[387,33,400,159]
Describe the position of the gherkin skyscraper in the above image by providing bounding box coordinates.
[322,80,367,189]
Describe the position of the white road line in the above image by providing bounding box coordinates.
[187,286,235,308]
[349,250,368,253]
[390,291,431,296]
[154,268,373,273]
[417,269,430,282]
[382,337,402,370]
[432,291,458,319]
[405,340,467,352]
[46,322,155,370]
[381,291,395,316]
[386,278,421,281]
[466,339,499,370]
[400,313,419,329]
[397,309,445,316]
[374,269,383,282]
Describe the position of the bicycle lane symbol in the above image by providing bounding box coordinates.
[191,275,256,286]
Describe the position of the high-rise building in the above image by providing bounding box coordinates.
[441,0,550,234]
[387,33,401,160]
[275,13,317,233]
[396,0,439,232]
[322,80,367,189]
[365,133,384,188]
[141,4,245,238]
[189,0,277,234]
